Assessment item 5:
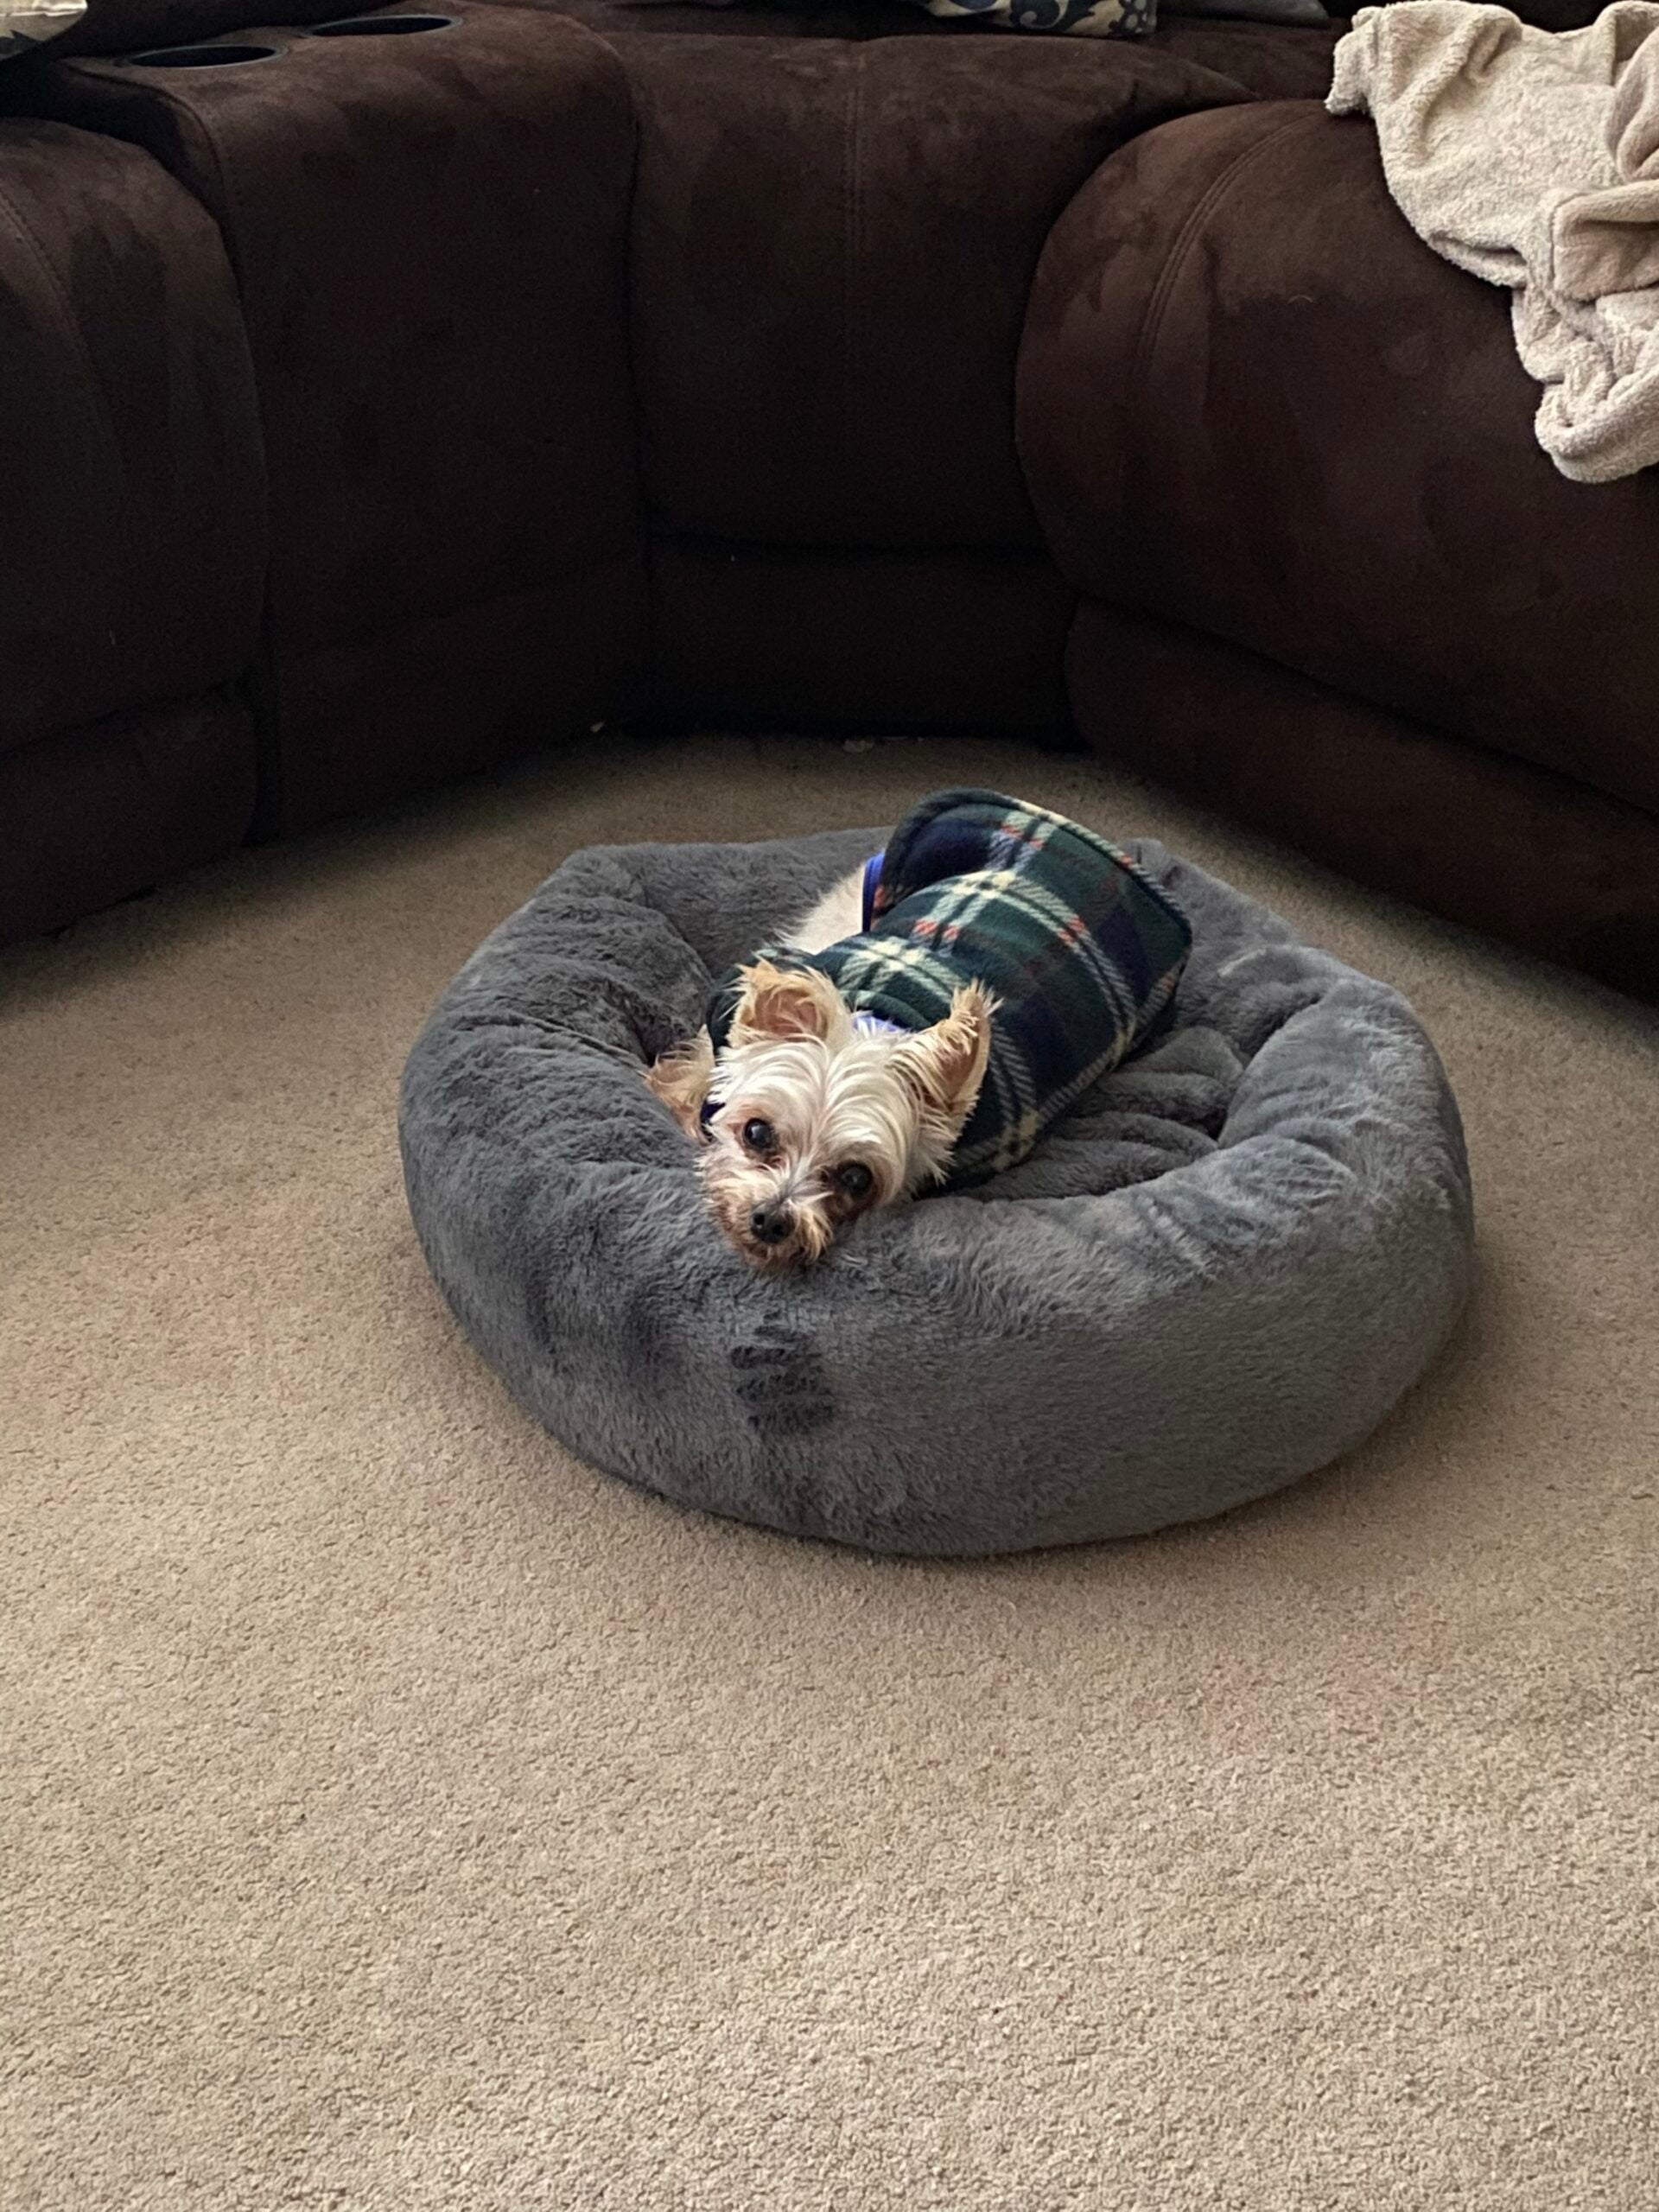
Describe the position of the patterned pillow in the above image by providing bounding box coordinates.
[627,0,1158,33]
[906,0,1154,30]
[0,0,85,60]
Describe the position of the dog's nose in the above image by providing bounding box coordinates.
[749,1203,791,1247]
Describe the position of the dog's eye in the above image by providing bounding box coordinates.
[741,1117,777,1154]
[835,1161,874,1200]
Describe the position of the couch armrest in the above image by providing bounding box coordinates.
[1016,99,1659,823]
[20,3,648,828]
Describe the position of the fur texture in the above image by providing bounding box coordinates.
[647,867,993,1268]
[399,830,1475,1555]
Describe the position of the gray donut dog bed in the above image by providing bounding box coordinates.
[400,828,1474,1554]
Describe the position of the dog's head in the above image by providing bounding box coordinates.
[649,961,994,1268]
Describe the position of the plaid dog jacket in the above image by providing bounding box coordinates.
[708,788,1192,1189]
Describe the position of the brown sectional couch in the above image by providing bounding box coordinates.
[1019,98,1659,992]
[3,0,1655,993]
[0,115,264,942]
[21,6,646,833]
[614,18,1256,732]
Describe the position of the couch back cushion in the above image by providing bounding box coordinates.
[626,31,1246,551]
[37,0,1617,60]
[614,0,1607,36]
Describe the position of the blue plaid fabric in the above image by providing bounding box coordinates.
[709,789,1192,1188]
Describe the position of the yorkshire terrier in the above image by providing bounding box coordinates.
[645,787,1194,1271]
[645,862,995,1270]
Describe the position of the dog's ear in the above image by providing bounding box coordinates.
[729,959,847,1045]
[900,983,995,1135]
[644,1030,716,1140]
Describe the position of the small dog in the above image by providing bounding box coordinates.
[648,789,1193,1269]
[645,862,995,1270]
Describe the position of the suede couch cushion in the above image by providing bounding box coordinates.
[1016,99,1659,827]
[649,544,1076,729]
[1150,9,1338,89]
[622,31,1247,550]
[521,0,1345,156]
[1163,0,1325,22]
[0,697,257,944]
[399,825,1473,1554]
[0,118,263,757]
[22,3,647,830]
[0,116,262,940]
[1065,601,1659,999]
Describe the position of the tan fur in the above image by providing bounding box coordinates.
[728,960,846,1046]
[896,984,996,1147]
[642,1030,715,1139]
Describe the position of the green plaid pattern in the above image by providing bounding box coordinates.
[709,789,1192,1189]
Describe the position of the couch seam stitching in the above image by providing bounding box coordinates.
[841,57,862,522]
[1123,109,1320,527]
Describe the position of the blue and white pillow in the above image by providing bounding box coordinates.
[627,0,1334,31]
[910,0,1155,32]
[0,0,85,61]
[916,0,1332,24]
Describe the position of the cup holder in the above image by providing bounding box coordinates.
[306,13,455,31]
[129,41,280,66]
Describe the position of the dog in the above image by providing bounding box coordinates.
[645,860,995,1269]
[645,788,1194,1272]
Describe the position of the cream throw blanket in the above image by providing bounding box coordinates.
[1329,1,1659,483]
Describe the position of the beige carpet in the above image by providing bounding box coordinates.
[4,731,1656,2211]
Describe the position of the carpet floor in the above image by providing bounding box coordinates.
[4,731,1656,2211]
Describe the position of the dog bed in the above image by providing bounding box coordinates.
[399,827,1474,1554]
